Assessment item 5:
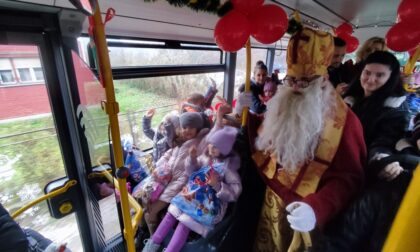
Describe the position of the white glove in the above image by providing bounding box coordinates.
[286,201,316,232]
[234,92,252,115]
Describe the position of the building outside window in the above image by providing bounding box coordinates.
[33,67,44,81]
[18,68,31,82]
[0,69,15,84]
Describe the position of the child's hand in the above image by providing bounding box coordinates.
[189,146,197,158]
[209,77,218,91]
[145,108,156,118]
[218,103,232,116]
[206,168,220,188]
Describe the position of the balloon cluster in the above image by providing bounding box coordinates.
[335,23,359,53]
[386,0,420,52]
[214,0,288,52]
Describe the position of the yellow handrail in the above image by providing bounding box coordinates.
[90,1,135,251]
[12,180,77,219]
[241,39,251,127]
[100,170,143,234]
[382,163,420,252]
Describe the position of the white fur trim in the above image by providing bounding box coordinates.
[168,204,210,237]
[344,96,355,107]
[369,153,390,163]
[395,138,413,151]
[384,96,406,108]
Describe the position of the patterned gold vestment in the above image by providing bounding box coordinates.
[253,92,348,252]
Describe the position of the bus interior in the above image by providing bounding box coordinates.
[0,0,418,251]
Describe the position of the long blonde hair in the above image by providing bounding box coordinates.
[356,37,387,62]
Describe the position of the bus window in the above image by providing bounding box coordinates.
[273,49,287,79]
[108,46,222,67]
[113,72,224,151]
[0,45,83,251]
[72,50,122,241]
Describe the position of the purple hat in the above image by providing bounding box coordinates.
[208,126,237,156]
[180,112,203,130]
[264,80,277,93]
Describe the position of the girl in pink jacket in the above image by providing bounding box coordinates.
[143,125,242,252]
[139,112,209,235]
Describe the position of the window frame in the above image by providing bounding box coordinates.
[0,69,16,84]
[17,67,32,82]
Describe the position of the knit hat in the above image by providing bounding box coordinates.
[179,112,203,129]
[162,110,180,129]
[264,80,277,93]
[412,113,420,141]
[286,27,334,77]
[208,126,238,156]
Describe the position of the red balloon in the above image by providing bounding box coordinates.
[343,35,359,53]
[249,5,288,44]
[397,0,420,23]
[386,22,420,52]
[214,10,251,52]
[231,0,264,16]
[335,23,353,35]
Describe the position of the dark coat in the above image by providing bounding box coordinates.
[311,171,412,252]
[346,96,410,161]
[328,61,355,88]
[0,204,28,252]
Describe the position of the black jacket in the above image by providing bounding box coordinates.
[250,80,266,114]
[346,96,410,161]
[0,204,28,252]
[328,62,355,88]
[312,171,412,252]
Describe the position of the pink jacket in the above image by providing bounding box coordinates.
[155,128,209,203]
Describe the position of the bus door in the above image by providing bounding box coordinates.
[0,8,119,252]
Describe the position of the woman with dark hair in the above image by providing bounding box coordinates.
[311,51,416,252]
[344,50,410,182]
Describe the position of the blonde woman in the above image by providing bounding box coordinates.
[356,37,387,63]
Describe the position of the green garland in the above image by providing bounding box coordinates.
[287,17,303,35]
[144,0,232,17]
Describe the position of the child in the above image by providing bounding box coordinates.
[142,125,241,252]
[138,112,209,235]
[238,61,268,114]
[181,78,218,128]
[142,109,180,164]
[181,78,218,114]
[258,78,277,106]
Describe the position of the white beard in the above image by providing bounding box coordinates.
[255,79,336,173]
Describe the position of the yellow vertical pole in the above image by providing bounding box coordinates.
[241,39,251,127]
[404,45,420,76]
[91,2,135,251]
[382,164,420,252]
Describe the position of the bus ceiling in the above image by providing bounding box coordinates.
[3,0,400,46]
